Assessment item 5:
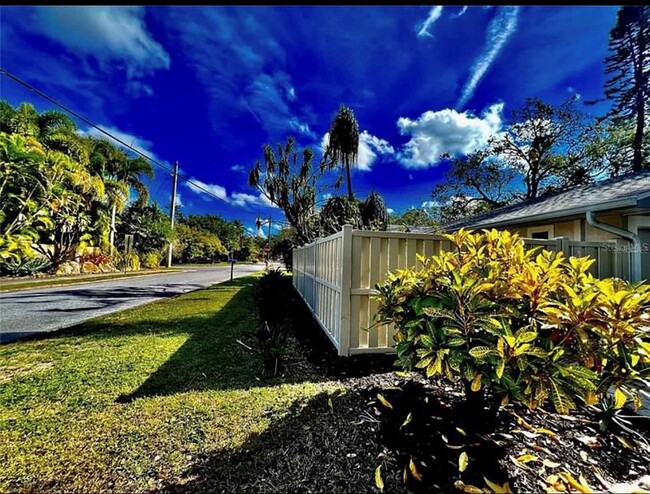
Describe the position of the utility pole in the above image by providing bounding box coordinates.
[167,161,179,268]
[267,216,272,265]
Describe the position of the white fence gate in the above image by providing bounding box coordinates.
[293,226,629,356]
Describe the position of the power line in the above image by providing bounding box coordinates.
[0,68,235,205]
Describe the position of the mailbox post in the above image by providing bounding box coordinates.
[228,258,236,282]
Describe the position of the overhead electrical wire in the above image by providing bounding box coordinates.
[0,68,240,206]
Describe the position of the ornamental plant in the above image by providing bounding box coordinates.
[374,229,650,415]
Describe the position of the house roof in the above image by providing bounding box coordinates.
[445,170,650,230]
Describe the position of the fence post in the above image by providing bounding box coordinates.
[559,237,570,259]
[338,225,353,356]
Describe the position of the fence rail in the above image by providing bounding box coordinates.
[293,227,630,356]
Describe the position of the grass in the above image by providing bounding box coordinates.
[0,275,338,492]
[0,269,182,292]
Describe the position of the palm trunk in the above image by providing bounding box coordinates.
[109,203,117,254]
[346,163,354,201]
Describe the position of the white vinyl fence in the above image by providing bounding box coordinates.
[293,227,629,356]
[293,226,449,356]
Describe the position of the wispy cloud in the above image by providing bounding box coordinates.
[417,6,444,38]
[186,179,228,201]
[32,7,170,77]
[457,6,519,109]
[231,164,246,173]
[185,179,278,209]
[455,6,468,17]
[80,126,166,164]
[163,8,311,140]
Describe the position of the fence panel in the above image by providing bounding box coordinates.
[293,229,630,357]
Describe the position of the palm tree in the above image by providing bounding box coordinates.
[89,139,153,249]
[326,105,359,201]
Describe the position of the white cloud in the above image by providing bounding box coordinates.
[397,103,504,168]
[186,178,228,201]
[457,6,519,109]
[455,6,469,17]
[387,208,395,215]
[231,164,246,173]
[417,6,444,38]
[185,179,278,209]
[289,118,315,138]
[421,201,440,209]
[230,192,278,209]
[322,130,395,172]
[567,87,582,101]
[174,193,183,208]
[33,7,170,76]
[287,86,296,101]
[80,126,164,163]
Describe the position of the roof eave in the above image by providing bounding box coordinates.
[448,196,641,231]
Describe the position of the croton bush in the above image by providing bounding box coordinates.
[375,229,650,415]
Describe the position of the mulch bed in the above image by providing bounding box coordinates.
[164,294,650,493]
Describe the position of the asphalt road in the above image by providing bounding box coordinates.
[0,264,264,344]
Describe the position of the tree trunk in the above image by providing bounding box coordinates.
[346,163,354,201]
[632,15,646,173]
[633,96,644,172]
[109,203,117,254]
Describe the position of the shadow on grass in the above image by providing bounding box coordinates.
[160,389,385,493]
[160,381,514,494]
[116,282,396,401]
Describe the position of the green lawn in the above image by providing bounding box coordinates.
[0,269,182,292]
[0,276,338,492]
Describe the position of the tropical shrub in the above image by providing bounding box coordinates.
[1,257,52,277]
[374,229,650,415]
[79,250,111,268]
[112,252,141,271]
[252,269,294,375]
[141,251,161,269]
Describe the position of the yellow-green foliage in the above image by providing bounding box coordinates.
[141,251,161,269]
[375,229,650,414]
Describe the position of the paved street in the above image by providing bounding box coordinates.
[0,265,264,343]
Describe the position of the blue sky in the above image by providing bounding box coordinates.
[1,6,617,232]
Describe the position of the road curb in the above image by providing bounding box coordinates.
[0,270,188,294]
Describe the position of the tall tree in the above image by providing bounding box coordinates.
[249,137,341,244]
[490,98,594,200]
[431,149,516,217]
[605,6,650,172]
[325,105,359,201]
[89,139,153,249]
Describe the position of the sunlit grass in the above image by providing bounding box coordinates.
[0,275,337,492]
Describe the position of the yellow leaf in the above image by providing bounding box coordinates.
[500,394,510,407]
[454,480,484,493]
[516,454,538,464]
[484,477,513,493]
[409,458,423,481]
[375,465,384,492]
[401,412,413,428]
[614,388,626,409]
[615,435,636,450]
[328,398,334,413]
[456,427,467,436]
[459,451,469,472]
[496,359,505,379]
[471,374,482,392]
[542,459,561,469]
[376,393,393,409]
[558,471,593,493]
[534,428,557,437]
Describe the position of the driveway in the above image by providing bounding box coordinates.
[0,264,264,343]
